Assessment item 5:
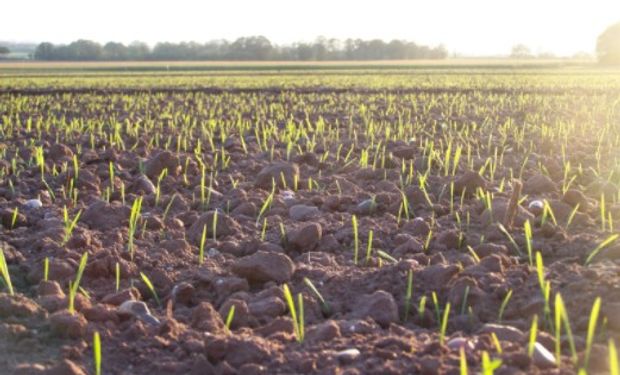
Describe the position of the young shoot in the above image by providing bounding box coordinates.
[0,247,14,295]
[352,215,359,265]
[93,331,102,375]
[282,284,304,343]
[140,272,161,307]
[62,206,82,245]
[404,269,413,321]
[68,252,88,315]
[303,277,331,315]
[225,305,236,332]
[585,234,619,265]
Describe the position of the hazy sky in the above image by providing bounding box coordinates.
[3,0,619,56]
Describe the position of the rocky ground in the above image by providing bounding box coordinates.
[0,86,619,374]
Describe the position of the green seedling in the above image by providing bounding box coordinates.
[565,203,580,231]
[498,289,512,323]
[481,352,502,375]
[68,252,88,314]
[583,297,602,370]
[225,305,235,332]
[303,277,331,315]
[115,262,120,292]
[439,302,451,346]
[423,229,433,253]
[376,250,398,264]
[404,269,413,321]
[0,247,14,295]
[491,332,503,354]
[199,224,207,265]
[554,293,577,364]
[128,196,143,260]
[352,215,359,265]
[365,230,374,264]
[256,186,275,225]
[260,218,268,241]
[10,207,18,229]
[140,272,161,307]
[43,257,49,282]
[62,205,82,245]
[418,296,427,319]
[528,315,538,357]
[524,220,533,266]
[497,223,522,257]
[585,234,619,265]
[93,331,101,375]
[601,193,607,231]
[610,339,619,375]
[212,210,218,242]
[460,286,470,315]
[466,246,480,263]
[162,194,176,222]
[282,284,304,343]
[460,347,468,375]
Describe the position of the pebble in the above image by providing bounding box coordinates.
[118,300,160,326]
[532,342,556,368]
[336,348,361,364]
[24,199,42,209]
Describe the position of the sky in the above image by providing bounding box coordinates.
[2,0,619,56]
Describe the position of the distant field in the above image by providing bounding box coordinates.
[0,58,598,74]
[2,56,620,374]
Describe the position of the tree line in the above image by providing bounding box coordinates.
[32,36,448,61]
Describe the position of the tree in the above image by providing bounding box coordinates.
[597,22,620,64]
[66,40,102,60]
[34,42,55,60]
[103,42,129,60]
[511,44,532,59]
[0,46,9,58]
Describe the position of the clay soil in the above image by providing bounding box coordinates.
[0,82,619,374]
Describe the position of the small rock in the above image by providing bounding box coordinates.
[248,296,286,321]
[24,199,43,209]
[479,323,524,342]
[38,280,65,297]
[47,144,74,161]
[416,264,461,286]
[306,320,341,343]
[356,199,378,215]
[232,251,295,284]
[45,359,87,375]
[118,300,160,326]
[562,189,590,210]
[403,217,431,236]
[82,200,130,231]
[289,204,320,221]
[447,337,474,351]
[187,211,240,243]
[0,294,43,318]
[130,175,157,195]
[287,223,322,252]
[524,174,556,194]
[102,288,140,306]
[336,348,361,364]
[171,282,194,306]
[454,170,487,195]
[143,150,180,179]
[255,162,300,189]
[355,290,399,327]
[191,302,225,333]
[528,200,544,216]
[532,342,556,368]
[49,310,87,339]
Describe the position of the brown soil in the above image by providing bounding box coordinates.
[0,86,618,374]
